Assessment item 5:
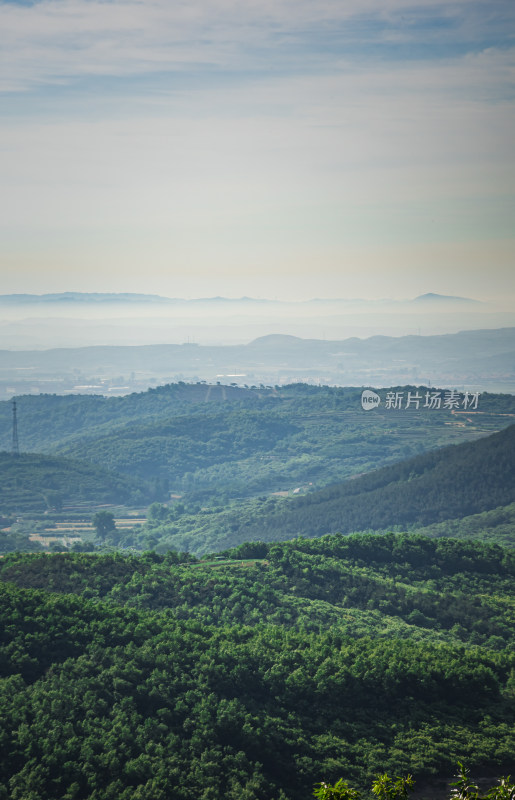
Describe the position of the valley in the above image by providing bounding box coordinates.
[1,376,514,798]
[1,381,514,555]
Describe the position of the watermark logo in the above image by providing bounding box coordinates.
[360,388,480,411]
[361,389,381,410]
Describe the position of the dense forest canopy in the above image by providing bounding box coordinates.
[0,534,514,799]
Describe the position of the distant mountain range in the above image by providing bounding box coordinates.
[2,291,508,354]
[411,292,483,305]
[0,292,172,304]
[1,326,513,396]
[0,291,482,305]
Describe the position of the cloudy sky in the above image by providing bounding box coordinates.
[1,0,514,302]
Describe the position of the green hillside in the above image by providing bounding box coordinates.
[0,452,153,514]
[117,424,515,555]
[196,423,515,548]
[0,382,262,451]
[0,534,513,799]
[1,383,513,502]
[2,533,513,648]
[410,502,515,548]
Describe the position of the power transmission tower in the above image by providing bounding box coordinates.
[12,399,19,456]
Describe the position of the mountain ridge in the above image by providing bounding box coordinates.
[412,292,482,304]
[0,291,482,305]
[184,423,515,550]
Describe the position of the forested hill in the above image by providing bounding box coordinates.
[2,533,513,649]
[0,381,264,451]
[0,534,514,799]
[1,383,513,503]
[0,452,154,513]
[208,424,515,546]
[1,383,513,455]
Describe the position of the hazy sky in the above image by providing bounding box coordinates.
[1,0,514,302]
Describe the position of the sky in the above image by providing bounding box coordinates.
[1,0,514,303]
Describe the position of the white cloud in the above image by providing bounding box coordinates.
[1,0,513,91]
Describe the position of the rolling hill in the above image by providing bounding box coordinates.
[228,423,515,543]
[0,383,513,513]
[0,452,154,513]
[133,423,515,554]
[0,534,513,798]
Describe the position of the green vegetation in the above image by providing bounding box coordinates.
[0,452,156,514]
[92,510,116,540]
[1,384,514,556]
[0,534,514,799]
[1,384,513,506]
[0,529,44,554]
[3,532,514,647]
[0,383,513,798]
[103,424,515,555]
[2,406,514,558]
[314,765,515,800]
[209,423,515,546]
[314,773,414,800]
[410,502,515,549]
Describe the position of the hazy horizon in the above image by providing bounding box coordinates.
[1,0,514,307]
[1,292,514,350]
